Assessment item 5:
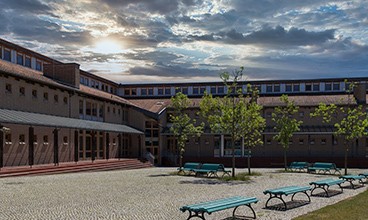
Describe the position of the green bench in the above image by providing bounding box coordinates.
[288,162,309,172]
[339,175,365,189]
[178,162,202,175]
[180,196,258,219]
[192,163,231,178]
[309,179,344,197]
[263,185,311,210]
[307,162,341,175]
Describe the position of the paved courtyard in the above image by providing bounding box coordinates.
[0,167,366,220]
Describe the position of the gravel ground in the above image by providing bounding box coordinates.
[0,167,366,220]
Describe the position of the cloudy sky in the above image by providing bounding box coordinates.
[1,0,368,83]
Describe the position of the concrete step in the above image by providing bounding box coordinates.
[0,159,153,178]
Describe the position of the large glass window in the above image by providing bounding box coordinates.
[274,84,280,92]
[158,88,163,95]
[293,84,300,92]
[148,88,154,95]
[3,49,11,61]
[200,87,206,94]
[210,86,216,94]
[313,83,320,91]
[17,53,23,65]
[141,88,147,95]
[165,88,171,95]
[325,83,332,91]
[25,56,31,67]
[86,102,91,115]
[333,83,340,91]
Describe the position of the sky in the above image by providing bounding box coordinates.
[1,0,368,84]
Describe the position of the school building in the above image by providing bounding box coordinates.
[0,38,367,168]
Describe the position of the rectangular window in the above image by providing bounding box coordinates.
[148,88,153,95]
[80,77,85,84]
[5,133,12,144]
[43,135,48,144]
[43,92,48,101]
[158,88,163,95]
[25,56,31,67]
[19,87,25,96]
[79,100,83,114]
[325,83,332,91]
[266,85,273,93]
[95,81,99,89]
[299,139,304,145]
[313,83,320,91]
[110,87,113,93]
[293,84,300,92]
[99,105,103,118]
[217,86,224,94]
[17,53,24,65]
[274,84,280,92]
[32,89,37,98]
[165,88,171,95]
[85,78,89,86]
[200,87,206,94]
[210,86,216,94]
[141,88,147,95]
[5,83,12,93]
[3,48,11,61]
[54,94,58,103]
[182,87,188,95]
[86,102,92,115]
[36,60,42,71]
[333,83,340,91]
[19,134,25,144]
[131,88,137,95]
[175,87,181,94]
[113,107,116,114]
[63,96,68,104]
[124,89,130,95]
[91,80,95,88]
[305,83,312,91]
[285,84,292,92]
[92,103,97,116]
[193,87,199,94]
[63,136,68,144]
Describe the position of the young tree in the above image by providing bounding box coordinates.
[200,67,265,176]
[170,92,204,169]
[311,82,368,175]
[272,94,303,171]
[242,94,266,174]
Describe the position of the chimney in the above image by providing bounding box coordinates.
[353,82,366,104]
[43,63,80,88]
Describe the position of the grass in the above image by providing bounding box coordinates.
[294,189,368,220]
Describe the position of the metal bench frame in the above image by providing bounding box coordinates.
[308,162,341,175]
[178,163,202,175]
[309,179,344,197]
[192,163,231,178]
[263,186,311,210]
[288,162,309,172]
[339,175,365,189]
[180,196,258,220]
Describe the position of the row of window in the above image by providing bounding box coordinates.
[5,83,68,104]
[0,46,43,71]
[80,76,116,94]
[5,134,68,145]
[78,100,127,119]
[265,138,337,145]
[123,82,344,97]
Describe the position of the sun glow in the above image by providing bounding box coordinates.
[93,40,124,54]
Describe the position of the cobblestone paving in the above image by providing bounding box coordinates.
[0,168,366,220]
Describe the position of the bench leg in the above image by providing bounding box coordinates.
[265,194,287,210]
[311,184,330,197]
[185,210,206,220]
[291,191,311,203]
[233,204,257,219]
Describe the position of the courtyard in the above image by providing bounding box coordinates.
[0,167,366,220]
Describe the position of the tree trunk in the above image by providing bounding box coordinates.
[284,148,288,171]
[232,137,235,177]
[344,142,349,175]
[247,146,251,175]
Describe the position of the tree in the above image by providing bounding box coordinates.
[311,82,368,175]
[170,92,204,169]
[272,94,303,171]
[200,67,265,176]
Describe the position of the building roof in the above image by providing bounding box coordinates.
[0,59,135,107]
[0,108,142,134]
[258,94,355,107]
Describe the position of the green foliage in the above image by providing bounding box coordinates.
[170,92,204,167]
[310,81,368,175]
[272,95,303,170]
[272,95,302,149]
[199,67,265,176]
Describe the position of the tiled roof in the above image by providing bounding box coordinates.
[129,98,203,114]
[258,94,355,107]
[79,85,134,106]
[0,59,134,107]
[0,59,71,90]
